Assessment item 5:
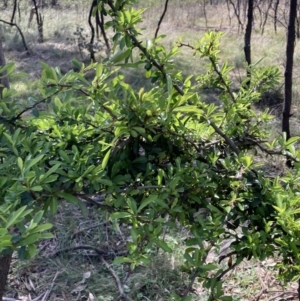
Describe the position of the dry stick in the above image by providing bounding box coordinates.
[154,0,169,39]
[255,288,267,301]
[71,221,109,239]
[100,256,134,301]
[267,292,297,301]
[41,271,60,301]
[51,245,107,257]
[0,19,29,53]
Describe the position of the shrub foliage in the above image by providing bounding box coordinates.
[1,1,300,300]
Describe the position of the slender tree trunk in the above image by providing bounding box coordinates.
[0,39,12,301]
[283,0,297,167]
[244,0,253,84]
[273,0,280,33]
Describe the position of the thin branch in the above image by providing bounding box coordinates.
[96,7,110,56]
[50,245,107,257]
[11,0,17,23]
[41,271,60,301]
[10,89,60,121]
[71,221,109,239]
[154,0,169,39]
[100,255,134,301]
[88,0,96,61]
[0,19,29,53]
[181,268,199,297]
[216,260,240,281]
[255,288,267,301]
[106,0,184,96]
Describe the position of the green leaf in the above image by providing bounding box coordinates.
[110,212,132,220]
[166,73,172,111]
[29,223,53,234]
[18,233,41,246]
[24,155,44,172]
[137,195,158,213]
[152,239,172,252]
[0,228,8,236]
[113,257,133,265]
[6,206,32,229]
[102,149,111,169]
[109,49,132,64]
[17,157,23,172]
[58,192,79,205]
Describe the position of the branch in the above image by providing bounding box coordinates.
[178,42,236,103]
[154,0,169,39]
[41,271,60,301]
[50,245,107,257]
[100,255,134,301]
[106,0,184,96]
[0,19,29,53]
[216,259,240,281]
[10,89,60,121]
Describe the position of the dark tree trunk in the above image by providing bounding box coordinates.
[0,39,12,301]
[283,0,297,167]
[244,0,253,84]
[0,253,12,301]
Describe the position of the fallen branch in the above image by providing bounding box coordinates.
[41,271,60,301]
[100,255,134,301]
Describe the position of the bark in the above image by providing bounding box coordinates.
[244,0,253,83]
[0,38,12,301]
[283,0,297,167]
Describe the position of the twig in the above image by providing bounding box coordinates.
[100,255,134,301]
[41,271,60,301]
[217,260,239,281]
[71,221,109,239]
[255,288,267,301]
[181,268,199,297]
[10,89,60,121]
[50,245,107,257]
[154,0,169,39]
[267,291,297,301]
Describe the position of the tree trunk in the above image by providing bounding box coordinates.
[0,38,12,301]
[283,0,297,167]
[0,252,12,301]
[244,0,253,84]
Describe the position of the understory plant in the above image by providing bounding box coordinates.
[1,1,300,300]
